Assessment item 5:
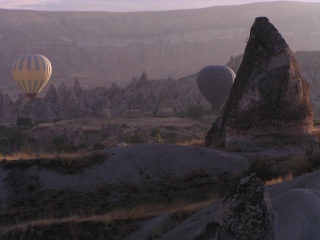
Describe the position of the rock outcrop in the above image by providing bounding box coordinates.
[196,174,274,240]
[206,17,316,151]
[215,174,274,239]
[226,51,320,119]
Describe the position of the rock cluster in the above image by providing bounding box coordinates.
[206,17,316,151]
[3,71,209,124]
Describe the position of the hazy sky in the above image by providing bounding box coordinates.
[0,0,320,12]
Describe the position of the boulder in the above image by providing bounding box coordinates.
[206,17,316,151]
[214,174,274,239]
[196,174,274,240]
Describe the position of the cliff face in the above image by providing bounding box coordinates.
[2,2,320,99]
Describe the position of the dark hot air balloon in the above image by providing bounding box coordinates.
[12,54,52,101]
[197,65,235,110]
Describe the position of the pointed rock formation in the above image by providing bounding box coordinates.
[58,88,84,119]
[73,78,83,98]
[3,93,17,118]
[56,82,68,104]
[206,17,316,151]
[214,174,274,240]
[129,70,149,89]
[44,84,59,115]
[44,84,58,103]
[0,91,18,126]
[18,98,56,123]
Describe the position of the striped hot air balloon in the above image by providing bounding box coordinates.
[12,54,52,100]
[197,65,235,110]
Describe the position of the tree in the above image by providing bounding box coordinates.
[16,117,33,126]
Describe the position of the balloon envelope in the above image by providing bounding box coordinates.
[12,54,52,100]
[197,65,235,110]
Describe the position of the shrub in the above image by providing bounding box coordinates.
[53,118,62,123]
[7,129,26,150]
[177,105,207,119]
[247,160,276,181]
[155,133,163,144]
[93,142,105,150]
[130,134,145,144]
[52,136,77,152]
[150,128,160,137]
[163,132,177,143]
[121,124,128,129]
[16,117,33,126]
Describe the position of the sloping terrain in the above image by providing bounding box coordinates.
[160,170,320,240]
[0,144,249,238]
[0,145,319,239]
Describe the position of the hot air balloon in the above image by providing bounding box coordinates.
[197,65,235,110]
[12,54,52,101]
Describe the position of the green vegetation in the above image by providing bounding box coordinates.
[247,160,276,181]
[314,119,320,126]
[52,136,78,152]
[155,133,164,144]
[121,124,129,129]
[163,132,177,143]
[176,105,209,119]
[0,127,27,154]
[129,134,145,144]
[53,118,62,123]
[92,142,105,150]
[16,117,33,127]
[150,128,160,137]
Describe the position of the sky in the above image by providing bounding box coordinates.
[0,0,320,12]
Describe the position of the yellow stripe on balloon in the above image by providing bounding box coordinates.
[11,54,52,98]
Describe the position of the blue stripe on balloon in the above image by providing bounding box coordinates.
[12,58,19,71]
[34,55,40,70]
[26,55,32,70]
[18,55,26,71]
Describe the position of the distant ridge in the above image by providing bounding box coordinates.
[1,1,320,99]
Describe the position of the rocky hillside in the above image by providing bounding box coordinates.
[1,2,320,98]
